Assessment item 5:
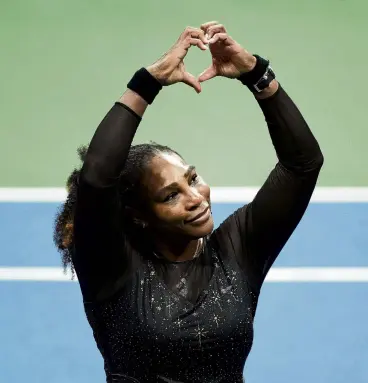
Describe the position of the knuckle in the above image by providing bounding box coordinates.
[210,24,225,32]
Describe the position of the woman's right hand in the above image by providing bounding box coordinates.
[146,27,209,93]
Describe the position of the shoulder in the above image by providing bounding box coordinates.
[213,204,250,237]
[210,204,250,255]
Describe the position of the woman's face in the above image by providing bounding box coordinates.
[141,152,214,239]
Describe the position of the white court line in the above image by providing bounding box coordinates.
[1,267,368,282]
[1,187,368,203]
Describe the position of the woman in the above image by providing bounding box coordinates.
[54,22,323,383]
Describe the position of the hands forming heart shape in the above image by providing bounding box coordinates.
[146,21,257,94]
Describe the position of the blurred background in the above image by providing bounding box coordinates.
[1,0,368,382]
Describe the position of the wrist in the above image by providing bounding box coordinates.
[237,55,275,93]
[238,55,257,75]
[127,68,163,105]
[146,64,166,85]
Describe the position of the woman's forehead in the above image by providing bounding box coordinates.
[144,153,189,190]
[154,152,186,168]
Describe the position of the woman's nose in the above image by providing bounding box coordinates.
[186,189,204,210]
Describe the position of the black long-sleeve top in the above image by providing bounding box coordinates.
[73,82,323,383]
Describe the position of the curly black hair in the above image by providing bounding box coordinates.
[53,142,183,277]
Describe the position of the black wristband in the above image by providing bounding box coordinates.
[237,55,273,92]
[127,68,163,104]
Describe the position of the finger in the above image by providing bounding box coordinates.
[198,65,217,83]
[187,37,208,51]
[200,21,219,33]
[175,37,207,61]
[183,26,209,45]
[182,72,202,93]
[206,24,227,39]
[208,32,232,45]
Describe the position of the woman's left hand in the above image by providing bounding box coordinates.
[198,21,257,83]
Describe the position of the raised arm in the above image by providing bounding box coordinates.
[72,27,209,300]
[73,89,150,300]
[244,83,323,288]
[200,22,323,290]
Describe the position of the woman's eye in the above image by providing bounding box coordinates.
[164,192,178,202]
[191,174,198,184]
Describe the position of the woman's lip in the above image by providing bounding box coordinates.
[185,207,210,224]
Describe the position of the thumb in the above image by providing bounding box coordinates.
[198,65,217,83]
[182,71,202,93]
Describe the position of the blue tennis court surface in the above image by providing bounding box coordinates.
[1,202,368,382]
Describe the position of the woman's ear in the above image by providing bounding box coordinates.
[133,218,148,229]
[125,206,148,229]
